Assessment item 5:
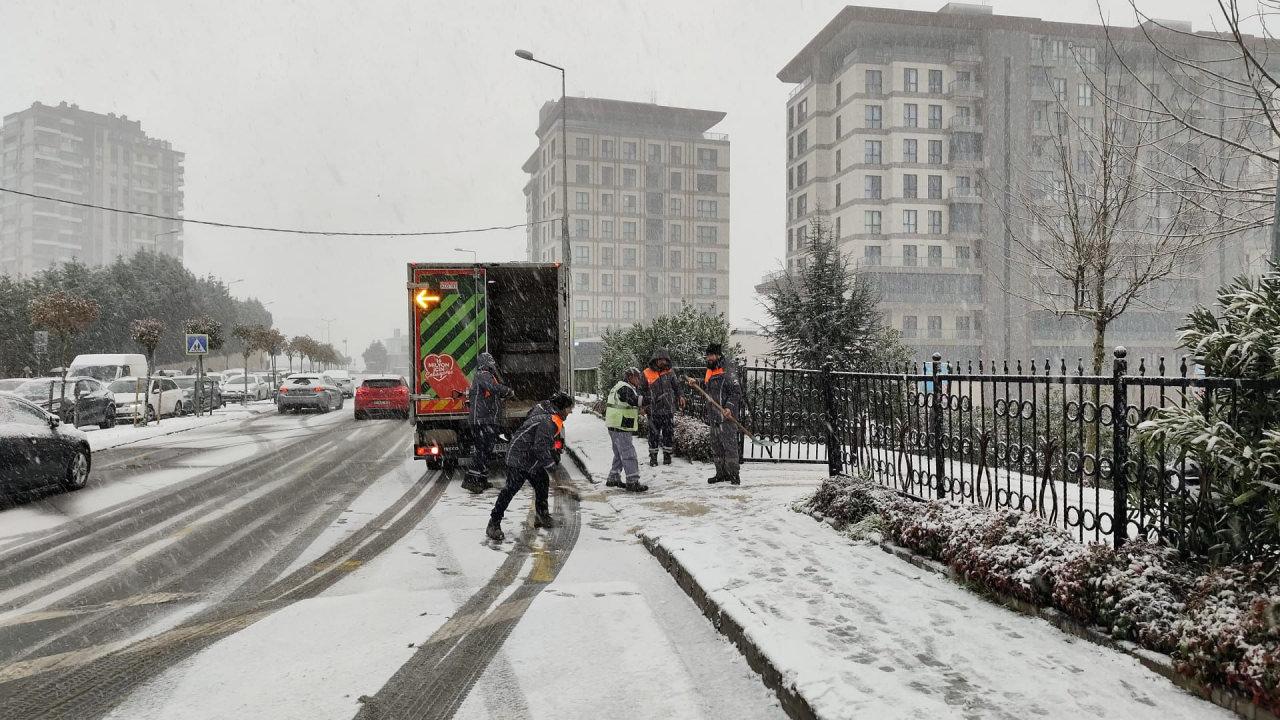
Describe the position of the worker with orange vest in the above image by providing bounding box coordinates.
[486,391,574,542]
[686,342,742,485]
[462,352,514,494]
[638,348,685,466]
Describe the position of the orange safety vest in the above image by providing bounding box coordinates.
[643,367,664,385]
[704,367,724,384]
[551,413,564,435]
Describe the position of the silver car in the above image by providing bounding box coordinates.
[276,373,344,413]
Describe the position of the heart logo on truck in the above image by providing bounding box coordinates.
[423,354,456,383]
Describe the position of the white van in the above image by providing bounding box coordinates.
[68,353,149,383]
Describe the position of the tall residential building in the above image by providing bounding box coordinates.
[0,101,185,277]
[523,97,731,336]
[775,3,1269,364]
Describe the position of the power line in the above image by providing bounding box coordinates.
[0,186,554,237]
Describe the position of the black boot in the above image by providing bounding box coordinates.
[486,519,504,541]
[708,463,727,484]
[625,478,649,493]
[648,450,658,467]
[662,451,672,465]
[534,510,556,528]
[729,473,741,486]
[605,476,624,488]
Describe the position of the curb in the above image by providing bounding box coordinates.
[803,511,1277,720]
[640,533,821,720]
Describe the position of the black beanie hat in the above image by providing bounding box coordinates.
[705,342,723,355]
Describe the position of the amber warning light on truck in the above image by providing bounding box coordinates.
[415,288,441,309]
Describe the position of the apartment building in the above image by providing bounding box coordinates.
[0,101,184,277]
[776,3,1268,364]
[523,97,731,336]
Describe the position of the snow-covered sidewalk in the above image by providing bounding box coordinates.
[84,400,277,451]
[564,411,1233,720]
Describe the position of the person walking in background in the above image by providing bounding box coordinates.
[604,367,647,493]
[687,343,741,485]
[639,348,684,466]
[486,391,574,541]
[462,352,513,494]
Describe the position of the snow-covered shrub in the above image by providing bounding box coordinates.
[1175,567,1280,714]
[1053,542,1190,652]
[943,510,1084,605]
[673,414,712,462]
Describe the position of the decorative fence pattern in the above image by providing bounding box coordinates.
[658,350,1279,555]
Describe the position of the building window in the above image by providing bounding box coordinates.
[864,140,882,165]
[835,183,842,206]
[602,220,615,238]
[903,174,918,199]
[622,250,637,269]
[1078,84,1093,107]
[575,300,590,318]
[929,210,943,234]
[865,175,882,199]
[670,276,682,294]
[623,168,637,187]
[835,216,842,238]
[601,140,615,158]
[624,194,637,213]
[864,245,882,265]
[928,175,942,199]
[928,140,943,164]
[576,192,589,211]
[697,148,719,169]
[601,166,615,186]
[670,171,683,191]
[696,173,718,192]
[928,104,942,129]
[575,164,590,183]
[601,193,614,211]
[696,277,718,295]
[696,251,717,270]
[788,136,794,160]
[795,194,808,219]
[623,221,637,240]
[927,315,942,339]
[574,219,590,237]
[796,130,808,155]
[575,272,590,291]
[624,142,637,160]
[865,210,882,234]
[904,103,918,128]
[903,210,918,234]
[787,167,793,191]
[601,300,613,319]
[670,145,683,165]
[835,149,842,172]
[956,316,971,338]
[836,81,843,104]
[866,69,882,94]
[670,224,683,243]
[903,139,918,163]
[696,199,719,218]
[796,162,808,186]
[902,244,918,267]
[601,246,615,265]
[904,68,918,92]
[835,115,842,138]
[647,192,663,215]
[1053,77,1067,102]
[697,225,718,244]
[623,300,636,319]
[670,249,682,267]
[928,69,943,94]
[576,137,591,157]
[573,245,591,264]
[866,105,882,129]
[649,144,662,162]
[646,274,660,291]
[796,98,808,123]
[670,196,683,215]
[957,246,971,267]
[928,245,942,267]
[902,315,918,338]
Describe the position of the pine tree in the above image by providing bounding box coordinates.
[761,213,909,371]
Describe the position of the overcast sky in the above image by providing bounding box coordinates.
[1,0,1221,364]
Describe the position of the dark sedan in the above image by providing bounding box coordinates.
[12,376,117,429]
[174,375,223,413]
[0,393,92,497]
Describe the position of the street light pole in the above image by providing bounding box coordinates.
[516,48,573,392]
[454,247,478,263]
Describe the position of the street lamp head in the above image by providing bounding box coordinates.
[514,49,534,61]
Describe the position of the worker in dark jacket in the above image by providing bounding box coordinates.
[462,352,514,494]
[639,348,685,466]
[486,391,574,541]
[605,367,647,492]
[686,342,742,485]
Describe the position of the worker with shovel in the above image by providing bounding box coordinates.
[686,342,742,485]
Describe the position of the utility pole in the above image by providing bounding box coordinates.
[1271,163,1280,261]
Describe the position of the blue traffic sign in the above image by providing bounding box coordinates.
[185,334,209,355]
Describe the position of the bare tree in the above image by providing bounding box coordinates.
[989,47,1223,373]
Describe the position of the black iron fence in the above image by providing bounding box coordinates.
[628,350,1278,554]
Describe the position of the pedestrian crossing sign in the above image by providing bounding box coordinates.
[185,334,209,355]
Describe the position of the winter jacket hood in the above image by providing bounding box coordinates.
[467,352,512,426]
[648,348,672,369]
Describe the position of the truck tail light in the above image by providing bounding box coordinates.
[554,438,564,451]
[414,445,442,457]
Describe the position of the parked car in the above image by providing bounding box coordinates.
[108,376,182,421]
[0,393,91,497]
[328,369,355,398]
[11,377,117,429]
[173,375,223,413]
[0,378,31,393]
[222,375,269,402]
[67,353,149,382]
[277,373,344,413]
[354,375,410,420]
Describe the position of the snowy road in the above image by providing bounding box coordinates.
[0,408,783,720]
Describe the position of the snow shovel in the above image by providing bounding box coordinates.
[684,378,774,459]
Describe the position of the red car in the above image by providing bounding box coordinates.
[353,375,410,420]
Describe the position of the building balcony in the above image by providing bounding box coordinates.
[948,115,983,133]
[952,47,983,64]
[1031,83,1056,102]
[857,256,981,272]
[948,186,983,202]
[899,329,984,344]
[948,80,984,99]
[948,155,984,170]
